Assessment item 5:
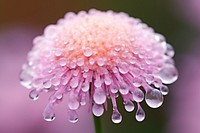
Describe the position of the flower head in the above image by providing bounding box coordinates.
[20,9,178,123]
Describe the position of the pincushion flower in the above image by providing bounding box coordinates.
[20,9,178,124]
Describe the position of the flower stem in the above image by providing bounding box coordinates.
[93,116,102,133]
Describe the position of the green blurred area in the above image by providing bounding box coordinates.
[0,0,196,133]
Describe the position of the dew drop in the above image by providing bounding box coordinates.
[92,104,104,117]
[43,81,51,89]
[68,110,78,123]
[158,65,178,84]
[118,62,129,74]
[94,79,101,88]
[20,69,32,89]
[166,44,175,57]
[84,47,93,57]
[77,57,84,66]
[97,58,105,66]
[124,101,135,112]
[135,105,145,122]
[68,98,80,110]
[160,85,169,95]
[145,89,163,108]
[111,109,122,124]
[43,104,55,121]
[93,88,106,104]
[81,82,90,92]
[110,86,118,93]
[119,84,129,95]
[132,89,144,102]
[29,89,39,100]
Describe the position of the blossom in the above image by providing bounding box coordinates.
[20,9,178,123]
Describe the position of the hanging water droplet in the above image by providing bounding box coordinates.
[68,110,78,123]
[119,84,129,95]
[92,104,104,117]
[166,44,175,57]
[43,104,55,121]
[110,86,118,93]
[145,89,163,108]
[160,85,169,95]
[158,65,178,84]
[81,82,90,92]
[29,89,39,100]
[68,98,80,110]
[132,89,144,102]
[124,101,135,112]
[135,105,145,122]
[111,109,122,124]
[93,88,106,104]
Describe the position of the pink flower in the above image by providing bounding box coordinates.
[20,9,178,123]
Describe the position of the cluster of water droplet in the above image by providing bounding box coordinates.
[20,9,178,123]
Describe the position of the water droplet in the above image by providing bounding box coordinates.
[43,80,52,89]
[68,110,78,123]
[68,98,80,110]
[43,104,55,121]
[81,82,90,92]
[84,47,93,57]
[135,105,145,122]
[112,109,122,124]
[110,86,118,93]
[158,65,178,84]
[118,62,129,74]
[145,74,154,84]
[93,88,106,104]
[119,84,129,95]
[132,89,144,102]
[77,57,84,66]
[92,104,104,117]
[94,79,101,88]
[166,44,175,57]
[20,69,32,89]
[70,77,79,88]
[145,89,163,108]
[29,89,39,100]
[59,58,67,66]
[97,58,105,66]
[124,101,135,112]
[52,77,60,86]
[160,85,169,95]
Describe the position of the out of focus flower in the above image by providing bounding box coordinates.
[167,40,200,133]
[174,0,200,30]
[0,26,94,133]
[20,9,178,124]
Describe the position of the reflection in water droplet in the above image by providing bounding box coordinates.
[166,44,174,57]
[68,110,78,123]
[160,85,169,95]
[92,104,104,117]
[145,89,163,108]
[132,89,144,102]
[93,88,106,104]
[20,69,32,88]
[43,104,55,121]
[158,65,178,84]
[112,109,122,124]
[135,104,145,122]
[124,101,135,112]
[29,89,39,100]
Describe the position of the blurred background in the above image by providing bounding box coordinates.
[0,0,200,133]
